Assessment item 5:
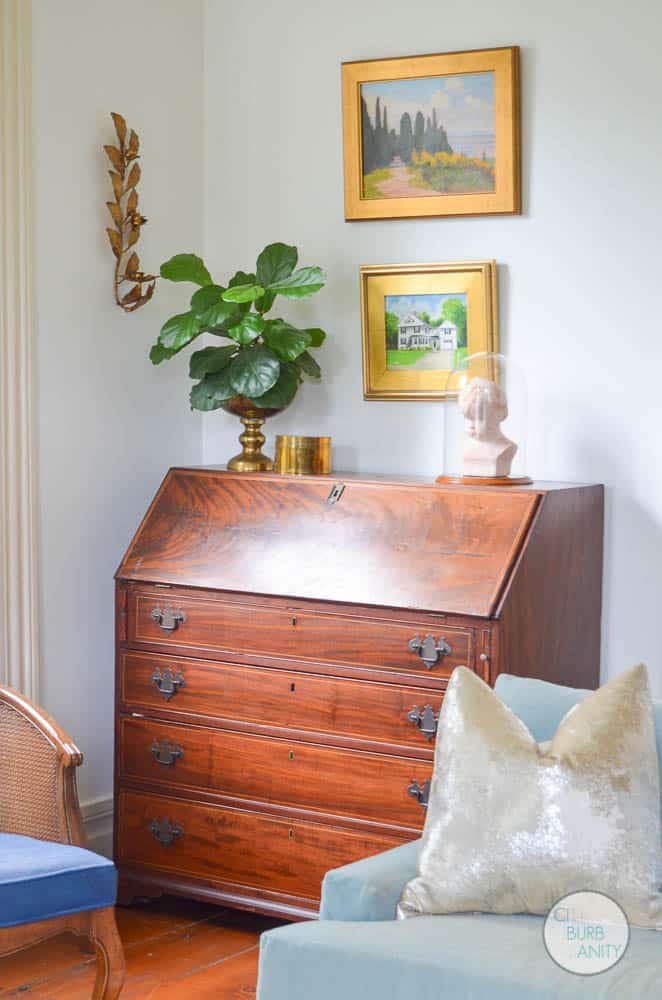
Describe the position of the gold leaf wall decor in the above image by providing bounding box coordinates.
[104,113,157,312]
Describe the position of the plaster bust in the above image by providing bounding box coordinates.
[459,377,517,478]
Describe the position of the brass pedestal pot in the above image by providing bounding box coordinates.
[222,396,286,472]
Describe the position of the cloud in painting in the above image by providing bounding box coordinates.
[362,72,495,139]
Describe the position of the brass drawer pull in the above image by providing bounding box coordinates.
[151,666,185,701]
[407,704,439,741]
[151,603,187,632]
[408,634,451,669]
[150,739,184,767]
[149,817,183,847]
[407,778,431,808]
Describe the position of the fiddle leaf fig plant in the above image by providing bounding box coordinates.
[150,242,327,412]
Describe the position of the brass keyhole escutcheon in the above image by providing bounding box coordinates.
[288,828,295,839]
[288,750,295,761]
[291,616,297,626]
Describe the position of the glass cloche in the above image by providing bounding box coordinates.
[439,352,530,484]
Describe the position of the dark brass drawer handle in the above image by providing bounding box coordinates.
[151,604,187,632]
[151,666,185,700]
[407,704,439,741]
[407,778,431,808]
[150,738,184,767]
[408,634,451,669]
[149,817,183,847]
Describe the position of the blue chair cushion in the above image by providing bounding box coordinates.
[320,839,420,922]
[258,913,662,1000]
[0,833,118,928]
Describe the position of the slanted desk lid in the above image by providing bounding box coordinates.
[117,469,539,618]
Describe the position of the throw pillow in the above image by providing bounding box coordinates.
[398,664,662,928]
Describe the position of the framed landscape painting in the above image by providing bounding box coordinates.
[360,261,498,400]
[342,47,520,221]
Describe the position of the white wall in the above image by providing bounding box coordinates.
[32,0,205,821]
[203,0,662,695]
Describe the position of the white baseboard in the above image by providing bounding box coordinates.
[81,795,114,858]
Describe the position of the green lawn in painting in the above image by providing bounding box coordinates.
[363,168,392,199]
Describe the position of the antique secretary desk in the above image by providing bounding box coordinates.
[114,469,603,918]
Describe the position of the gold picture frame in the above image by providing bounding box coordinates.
[342,47,520,221]
[360,260,498,401]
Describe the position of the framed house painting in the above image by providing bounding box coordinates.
[342,47,520,221]
[360,260,498,401]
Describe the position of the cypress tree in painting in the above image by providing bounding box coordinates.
[414,111,425,155]
[399,112,414,162]
[361,95,455,176]
[361,97,377,174]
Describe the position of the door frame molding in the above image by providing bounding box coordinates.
[0,0,40,697]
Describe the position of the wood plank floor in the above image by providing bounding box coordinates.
[0,897,284,998]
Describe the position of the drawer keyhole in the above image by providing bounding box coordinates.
[288,750,295,761]
[291,617,298,626]
[288,828,295,839]
[290,682,296,693]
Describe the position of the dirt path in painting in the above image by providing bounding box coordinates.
[376,159,433,198]
[390,349,455,372]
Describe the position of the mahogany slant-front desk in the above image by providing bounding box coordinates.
[114,469,603,919]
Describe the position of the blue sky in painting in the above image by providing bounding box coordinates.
[362,72,495,144]
[385,293,467,321]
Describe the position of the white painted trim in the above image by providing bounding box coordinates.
[82,795,114,858]
[0,0,40,698]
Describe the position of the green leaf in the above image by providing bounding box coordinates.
[254,290,276,315]
[263,319,311,361]
[226,313,265,346]
[149,342,177,365]
[228,345,280,398]
[222,283,265,304]
[189,368,236,411]
[296,350,322,378]
[158,311,203,352]
[249,362,300,409]
[160,254,212,287]
[190,284,239,328]
[268,266,326,299]
[256,243,298,288]
[228,270,256,287]
[189,345,236,380]
[304,328,327,348]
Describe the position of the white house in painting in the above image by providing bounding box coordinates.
[397,313,458,352]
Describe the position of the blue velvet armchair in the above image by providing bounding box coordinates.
[0,684,124,998]
[257,674,662,1000]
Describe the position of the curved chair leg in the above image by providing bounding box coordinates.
[89,907,125,999]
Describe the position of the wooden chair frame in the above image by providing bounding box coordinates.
[0,684,125,998]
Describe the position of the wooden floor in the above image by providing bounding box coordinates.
[0,897,284,998]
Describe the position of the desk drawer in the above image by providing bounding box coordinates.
[116,789,403,901]
[128,588,472,680]
[120,651,442,754]
[119,716,431,830]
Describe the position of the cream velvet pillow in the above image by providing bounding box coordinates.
[398,664,662,928]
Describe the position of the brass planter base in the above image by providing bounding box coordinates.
[227,414,274,472]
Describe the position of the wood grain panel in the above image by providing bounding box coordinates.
[119,717,431,830]
[128,588,472,678]
[116,789,403,903]
[117,469,539,617]
[120,650,442,755]
[496,485,603,690]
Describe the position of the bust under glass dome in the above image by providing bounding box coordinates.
[439,351,531,484]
